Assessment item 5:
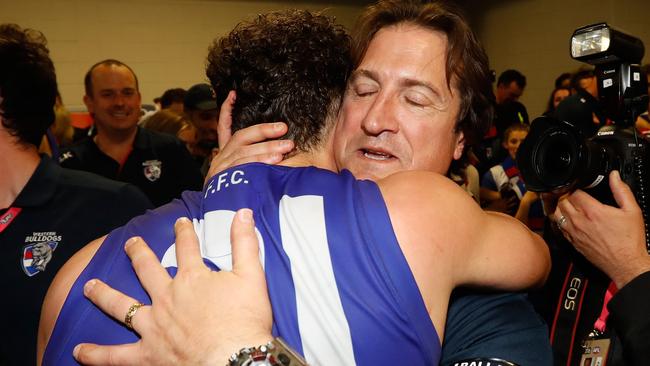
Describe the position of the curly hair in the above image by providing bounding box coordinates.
[0,23,57,146]
[206,9,352,152]
[352,0,494,149]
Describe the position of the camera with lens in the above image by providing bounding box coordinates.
[518,23,649,214]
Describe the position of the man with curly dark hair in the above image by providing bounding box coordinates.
[0,24,152,365]
[206,9,351,153]
[40,8,549,366]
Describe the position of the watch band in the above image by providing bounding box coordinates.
[227,337,308,366]
[452,358,520,366]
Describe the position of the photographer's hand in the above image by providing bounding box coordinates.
[554,170,650,288]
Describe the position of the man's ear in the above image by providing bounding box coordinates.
[83,94,94,115]
[453,131,465,160]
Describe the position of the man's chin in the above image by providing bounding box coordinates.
[346,161,401,182]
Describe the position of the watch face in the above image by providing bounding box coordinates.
[229,339,306,366]
[229,345,275,366]
[249,361,273,366]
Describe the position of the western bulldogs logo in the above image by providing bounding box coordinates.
[143,160,162,182]
[23,241,58,276]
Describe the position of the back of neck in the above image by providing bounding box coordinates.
[280,145,336,172]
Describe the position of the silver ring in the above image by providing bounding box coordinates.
[557,215,568,228]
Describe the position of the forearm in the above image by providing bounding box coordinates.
[480,188,500,203]
[474,212,550,290]
[514,200,531,226]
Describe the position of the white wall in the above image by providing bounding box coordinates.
[3,0,649,118]
[475,0,650,118]
[1,0,366,110]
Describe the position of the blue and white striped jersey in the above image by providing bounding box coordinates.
[44,163,440,365]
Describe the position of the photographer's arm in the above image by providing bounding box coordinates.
[554,170,650,288]
[554,170,650,365]
[607,270,650,366]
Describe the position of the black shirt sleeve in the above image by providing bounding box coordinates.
[441,291,553,366]
[607,270,650,366]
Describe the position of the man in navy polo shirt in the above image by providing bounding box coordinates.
[60,60,203,206]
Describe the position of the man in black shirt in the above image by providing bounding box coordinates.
[59,59,203,206]
[0,24,153,365]
[475,69,530,176]
[184,83,220,176]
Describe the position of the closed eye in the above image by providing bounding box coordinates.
[405,91,431,107]
[353,83,378,97]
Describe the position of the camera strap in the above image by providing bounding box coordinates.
[0,207,22,234]
[550,261,620,365]
[593,282,617,334]
[578,282,617,366]
[550,262,590,364]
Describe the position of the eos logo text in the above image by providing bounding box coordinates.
[564,276,582,310]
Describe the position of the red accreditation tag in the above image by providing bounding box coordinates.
[0,207,22,234]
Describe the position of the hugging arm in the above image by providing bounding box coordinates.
[71,212,273,366]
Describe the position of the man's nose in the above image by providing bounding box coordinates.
[114,94,127,107]
[361,94,399,135]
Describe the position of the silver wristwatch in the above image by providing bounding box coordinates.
[227,337,308,366]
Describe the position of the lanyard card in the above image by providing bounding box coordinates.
[580,338,611,366]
